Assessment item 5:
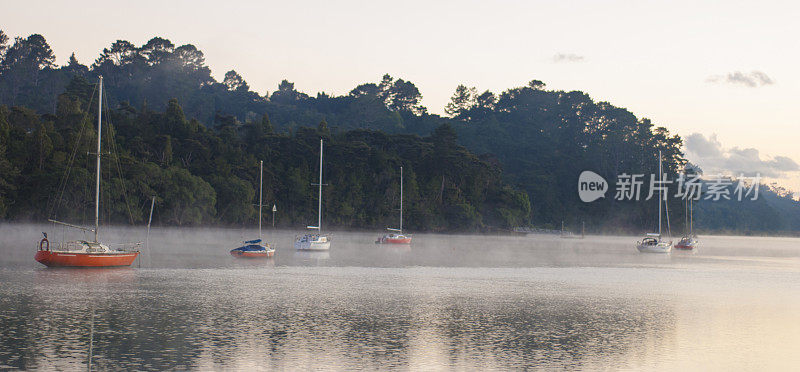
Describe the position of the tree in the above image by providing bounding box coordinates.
[160,166,216,225]
[0,141,18,218]
[140,37,174,64]
[528,79,546,90]
[378,73,394,97]
[65,53,89,76]
[270,79,308,103]
[223,70,249,91]
[349,83,380,98]
[432,122,458,148]
[0,34,57,107]
[209,175,255,224]
[444,84,476,118]
[159,135,173,166]
[94,40,137,66]
[387,78,426,114]
[174,44,206,71]
[0,34,56,75]
[260,113,273,134]
[0,105,15,218]
[32,122,53,170]
[475,90,496,110]
[0,30,8,61]
[14,34,56,69]
[0,105,9,144]
[318,118,329,135]
[164,98,195,137]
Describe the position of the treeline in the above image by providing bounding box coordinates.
[0,76,529,230]
[0,30,798,233]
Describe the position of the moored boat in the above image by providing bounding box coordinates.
[636,233,672,253]
[674,186,699,251]
[36,76,140,268]
[376,166,412,245]
[295,139,332,251]
[35,239,139,267]
[230,239,274,258]
[376,233,412,244]
[674,236,698,250]
[295,234,331,251]
[231,160,275,258]
[636,150,672,254]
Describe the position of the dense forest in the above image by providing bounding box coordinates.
[0,30,798,233]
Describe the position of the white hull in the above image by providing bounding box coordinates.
[636,242,672,253]
[295,241,330,251]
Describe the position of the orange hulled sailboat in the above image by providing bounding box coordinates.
[35,76,140,267]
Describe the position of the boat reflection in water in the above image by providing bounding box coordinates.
[294,250,331,262]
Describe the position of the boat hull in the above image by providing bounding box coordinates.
[636,243,672,253]
[230,249,274,258]
[674,238,698,250]
[35,250,139,267]
[295,241,331,251]
[377,237,412,244]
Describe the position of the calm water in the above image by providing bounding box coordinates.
[1,224,800,370]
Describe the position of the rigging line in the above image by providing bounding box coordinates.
[48,83,99,220]
[102,90,135,225]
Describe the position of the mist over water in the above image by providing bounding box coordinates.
[1,223,800,370]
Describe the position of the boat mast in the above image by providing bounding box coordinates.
[94,76,103,243]
[685,196,689,236]
[658,150,662,237]
[259,160,263,241]
[399,166,403,233]
[318,139,323,233]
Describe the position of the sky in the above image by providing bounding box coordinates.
[4,0,800,192]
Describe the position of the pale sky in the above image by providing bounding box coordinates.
[4,0,800,191]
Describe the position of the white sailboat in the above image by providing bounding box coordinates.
[295,139,331,251]
[636,150,672,253]
[376,166,412,244]
[230,160,275,258]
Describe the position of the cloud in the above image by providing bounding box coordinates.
[706,70,774,87]
[552,53,585,63]
[684,133,799,178]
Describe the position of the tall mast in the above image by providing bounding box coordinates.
[318,139,323,232]
[658,150,662,237]
[259,160,263,241]
[685,196,689,235]
[399,166,403,233]
[690,198,693,235]
[94,76,103,242]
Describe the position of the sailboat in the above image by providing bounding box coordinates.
[376,166,412,244]
[295,139,331,251]
[35,76,141,267]
[636,150,672,254]
[674,195,698,250]
[230,160,275,258]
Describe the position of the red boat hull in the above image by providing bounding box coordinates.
[230,250,274,258]
[35,250,139,267]
[380,237,412,244]
[674,244,695,250]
